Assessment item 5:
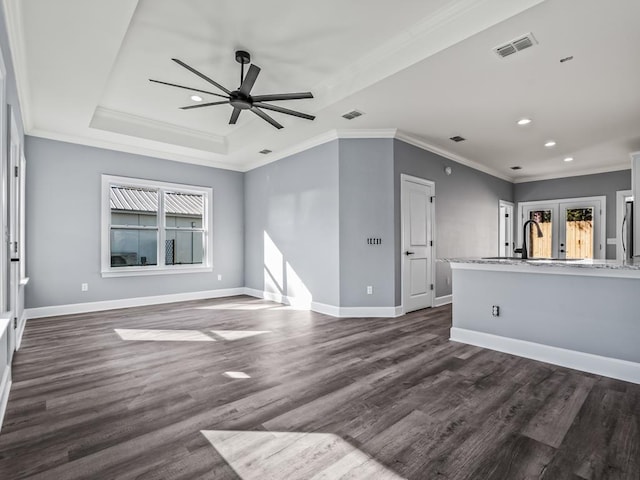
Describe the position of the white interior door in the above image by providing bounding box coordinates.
[401,175,434,313]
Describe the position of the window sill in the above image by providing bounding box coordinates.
[101,266,213,278]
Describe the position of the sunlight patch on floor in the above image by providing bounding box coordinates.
[196,303,275,311]
[114,328,215,342]
[210,330,271,341]
[222,371,251,379]
[201,430,406,479]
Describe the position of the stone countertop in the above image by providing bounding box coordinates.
[441,257,640,271]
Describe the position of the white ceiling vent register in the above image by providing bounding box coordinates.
[493,33,537,58]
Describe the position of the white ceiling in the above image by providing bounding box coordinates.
[6,0,640,181]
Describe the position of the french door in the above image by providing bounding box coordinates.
[519,197,605,259]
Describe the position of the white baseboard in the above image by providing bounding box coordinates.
[244,288,402,318]
[434,294,452,307]
[25,288,247,319]
[450,327,640,385]
[16,311,27,350]
[0,366,11,433]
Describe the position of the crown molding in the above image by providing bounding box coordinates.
[512,164,632,184]
[28,128,240,171]
[239,129,340,172]
[394,131,513,182]
[90,107,227,153]
[3,0,32,131]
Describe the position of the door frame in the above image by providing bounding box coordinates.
[517,196,606,259]
[498,200,514,256]
[400,174,435,314]
[616,190,633,260]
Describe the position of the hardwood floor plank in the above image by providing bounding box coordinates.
[0,297,638,479]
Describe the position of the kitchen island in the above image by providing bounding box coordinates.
[446,257,640,384]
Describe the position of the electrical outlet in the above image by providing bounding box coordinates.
[492,305,500,317]
[81,283,89,292]
[217,274,222,281]
[366,286,373,295]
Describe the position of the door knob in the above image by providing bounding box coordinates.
[404,251,415,256]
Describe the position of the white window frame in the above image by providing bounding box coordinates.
[101,175,213,277]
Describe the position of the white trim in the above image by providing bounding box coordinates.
[434,294,452,307]
[2,0,30,131]
[395,131,511,182]
[0,367,11,433]
[25,288,246,319]
[101,175,213,276]
[450,327,640,385]
[616,189,633,260]
[15,310,26,350]
[244,288,402,318]
[512,165,631,184]
[29,128,239,171]
[92,107,226,147]
[498,200,515,257]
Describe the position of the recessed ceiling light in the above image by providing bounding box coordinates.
[190,95,203,102]
[517,118,532,126]
[544,140,556,148]
[564,157,574,162]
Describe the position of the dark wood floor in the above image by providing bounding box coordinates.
[0,296,638,479]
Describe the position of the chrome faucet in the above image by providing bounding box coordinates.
[515,219,543,259]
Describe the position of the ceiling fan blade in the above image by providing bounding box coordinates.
[251,107,283,129]
[253,102,315,121]
[172,58,231,95]
[149,79,229,99]
[229,107,241,124]
[180,101,229,110]
[239,64,261,96]
[251,92,313,102]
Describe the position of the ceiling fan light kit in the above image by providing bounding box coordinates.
[150,50,315,129]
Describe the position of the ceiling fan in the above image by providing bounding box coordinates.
[150,50,315,129]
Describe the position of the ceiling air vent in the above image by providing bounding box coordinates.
[342,110,364,120]
[493,33,537,58]
[449,135,466,142]
[259,149,272,155]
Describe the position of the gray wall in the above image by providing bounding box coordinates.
[394,139,514,298]
[24,136,244,308]
[514,169,631,259]
[338,139,395,307]
[244,141,340,306]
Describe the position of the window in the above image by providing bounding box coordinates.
[101,175,212,276]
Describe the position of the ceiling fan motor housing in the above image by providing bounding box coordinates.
[229,91,252,110]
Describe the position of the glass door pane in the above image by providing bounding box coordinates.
[528,209,553,258]
[562,207,595,259]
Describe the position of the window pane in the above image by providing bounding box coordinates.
[111,229,158,267]
[165,231,204,265]
[529,210,552,258]
[565,207,594,259]
[165,191,204,228]
[110,185,158,227]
